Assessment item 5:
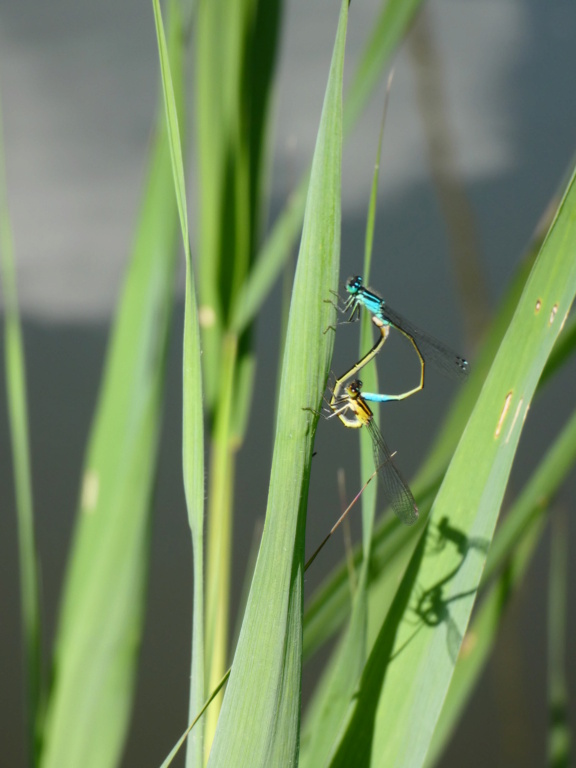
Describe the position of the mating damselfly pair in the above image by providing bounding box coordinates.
[324,275,469,526]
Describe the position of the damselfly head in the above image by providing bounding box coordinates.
[346,275,363,295]
[347,379,363,398]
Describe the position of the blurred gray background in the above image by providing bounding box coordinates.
[1,0,575,765]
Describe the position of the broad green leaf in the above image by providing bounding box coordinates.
[40,11,184,767]
[206,1,347,764]
[327,163,576,767]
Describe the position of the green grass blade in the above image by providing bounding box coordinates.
[300,78,394,768]
[160,671,231,768]
[204,333,237,745]
[152,2,206,765]
[194,3,282,744]
[206,1,347,764]
[327,163,576,767]
[183,252,207,768]
[0,90,42,763]
[358,75,394,546]
[40,11,185,767]
[547,516,572,768]
[153,0,188,244]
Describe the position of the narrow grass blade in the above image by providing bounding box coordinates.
[300,77,394,768]
[358,71,395,543]
[327,164,576,767]
[40,10,185,767]
[0,89,42,762]
[547,516,572,768]
[204,332,236,746]
[357,69,396,545]
[159,671,231,768]
[194,3,282,744]
[152,2,206,765]
[206,1,347,764]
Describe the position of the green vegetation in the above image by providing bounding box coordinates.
[2,1,574,766]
